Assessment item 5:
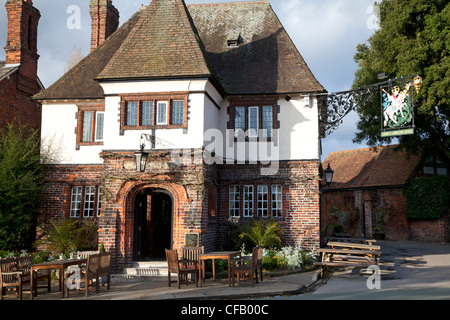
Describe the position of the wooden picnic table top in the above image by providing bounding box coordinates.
[327,241,381,251]
[317,248,382,256]
[324,237,377,244]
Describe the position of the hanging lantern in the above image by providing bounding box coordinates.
[413,75,423,94]
[324,164,334,186]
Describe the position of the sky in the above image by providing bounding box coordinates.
[0,0,379,162]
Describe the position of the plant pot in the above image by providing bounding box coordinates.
[374,233,385,240]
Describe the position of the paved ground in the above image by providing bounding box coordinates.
[2,241,450,301]
[278,240,450,300]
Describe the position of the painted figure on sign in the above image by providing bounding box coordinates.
[382,83,412,127]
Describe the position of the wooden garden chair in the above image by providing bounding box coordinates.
[166,249,199,289]
[231,246,263,287]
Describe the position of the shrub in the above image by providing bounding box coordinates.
[238,219,283,249]
[404,176,450,220]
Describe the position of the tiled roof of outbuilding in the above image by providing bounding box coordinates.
[322,145,421,191]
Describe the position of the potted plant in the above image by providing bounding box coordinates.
[374,224,385,240]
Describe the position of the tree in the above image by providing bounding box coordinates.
[353,0,449,165]
[0,124,45,250]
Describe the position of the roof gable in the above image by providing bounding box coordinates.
[322,145,421,190]
[33,11,142,101]
[188,1,325,95]
[97,0,212,81]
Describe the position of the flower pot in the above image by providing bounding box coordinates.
[374,233,385,240]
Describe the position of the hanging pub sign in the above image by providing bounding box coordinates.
[380,81,415,137]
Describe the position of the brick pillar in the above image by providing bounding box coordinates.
[364,199,374,239]
[89,0,119,52]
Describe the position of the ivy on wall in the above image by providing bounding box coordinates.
[403,176,450,220]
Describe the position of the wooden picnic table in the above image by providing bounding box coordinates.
[327,241,381,251]
[314,241,382,272]
[199,251,241,287]
[30,259,87,299]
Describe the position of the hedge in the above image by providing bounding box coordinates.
[403,176,450,220]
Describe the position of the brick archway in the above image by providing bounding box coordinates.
[114,180,189,268]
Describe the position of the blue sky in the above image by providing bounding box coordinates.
[0,0,379,161]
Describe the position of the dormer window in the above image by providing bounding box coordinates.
[227,35,243,48]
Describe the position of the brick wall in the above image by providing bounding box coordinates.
[39,153,321,271]
[0,73,41,132]
[217,160,321,251]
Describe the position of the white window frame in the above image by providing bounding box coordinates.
[229,185,240,217]
[70,186,82,218]
[82,111,93,143]
[83,186,96,218]
[243,185,254,218]
[257,185,269,218]
[248,106,259,138]
[95,112,105,142]
[271,185,282,217]
[156,101,168,125]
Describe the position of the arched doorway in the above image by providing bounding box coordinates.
[133,189,173,261]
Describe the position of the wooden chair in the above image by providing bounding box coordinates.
[76,250,99,259]
[181,246,204,281]
[97,252,111,291]
[231,246,263,287]
[1,258,23,300]
[65,253,100,297]
[166,249,199,289]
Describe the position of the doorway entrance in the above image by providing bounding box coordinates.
[133,189,173,261]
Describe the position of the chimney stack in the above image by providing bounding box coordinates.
[90,0,119,52]
[4,0,40,85]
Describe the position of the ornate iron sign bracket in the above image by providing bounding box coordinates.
[318,75,421,138]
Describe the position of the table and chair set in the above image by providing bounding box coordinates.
[165,246,264,289]
[0,251,111,300]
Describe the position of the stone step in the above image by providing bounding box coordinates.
[123,261,169,278]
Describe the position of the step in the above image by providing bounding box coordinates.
[123,261,169,278]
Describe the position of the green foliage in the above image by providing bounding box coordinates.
[238,219,283,249]
[34,219,98,254]
[403,176,450,220]
[0,125,45,251]
[353,0,449,165]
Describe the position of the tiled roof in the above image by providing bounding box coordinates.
[322,145,421,190]
[34,0,325,101]
[188,1,325,95]
[97,0,212,81]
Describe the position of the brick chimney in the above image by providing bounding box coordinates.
[90,0,119,52]
[4,0,40,85]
